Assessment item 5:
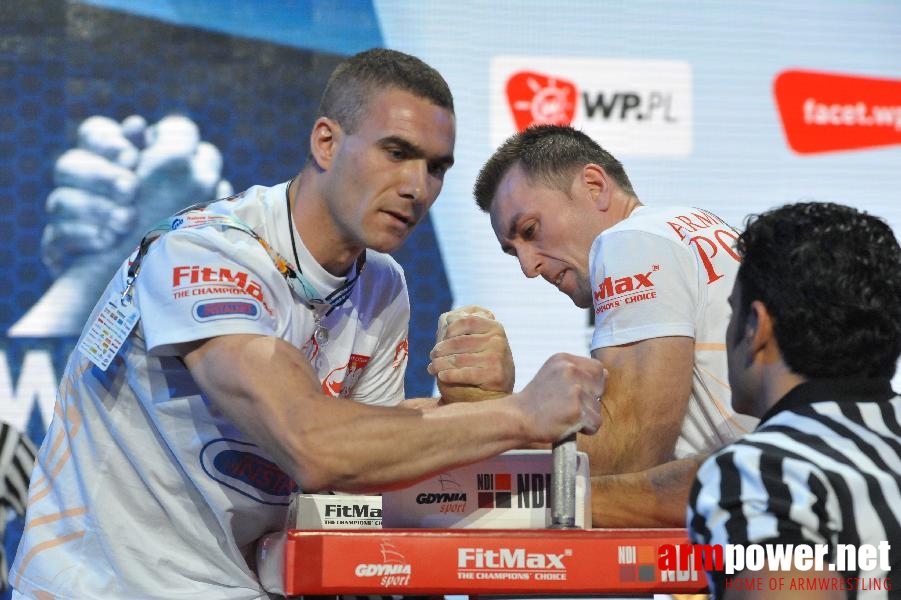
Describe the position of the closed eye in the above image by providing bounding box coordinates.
[521,222,537,240]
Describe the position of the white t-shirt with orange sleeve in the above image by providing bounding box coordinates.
[589,205,758,458]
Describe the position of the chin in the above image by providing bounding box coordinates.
[570,292,592,309]
[368,234,408,254]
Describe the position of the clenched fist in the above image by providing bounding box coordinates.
[516,353,606,442]
[427,306,515,403]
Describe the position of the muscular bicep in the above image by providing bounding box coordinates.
[182,333,328,483]
[579,336,694,474]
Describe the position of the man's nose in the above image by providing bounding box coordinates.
[399,160,428,202]
[517,246,541,279]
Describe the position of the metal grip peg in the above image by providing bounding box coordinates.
[549,433,578,529]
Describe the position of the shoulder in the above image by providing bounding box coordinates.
[593,206,694,249]
[608,205,733,237]
[151,186,278,258]
[357,251,409,308]
[205,184,276,229]
[700,421,812,475]
[693,422,831,512]
[590,206,710,274]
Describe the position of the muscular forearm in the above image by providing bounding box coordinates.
[187,336,603,495]
[590,454,706,527]
[584,338,694,474]
[185,335,524,492]
[298,396,530,492]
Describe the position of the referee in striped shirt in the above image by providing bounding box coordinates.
[688,202,901,599]
[0,422,36,594]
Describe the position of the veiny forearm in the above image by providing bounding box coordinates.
[294,395,528,493]
[185,334,530,493]
[591,455,706,527]
[577,376,684,474]
[583,338,694,475]
[187,337,601,495]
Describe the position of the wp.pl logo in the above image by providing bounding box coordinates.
[491,57,692,156]
[505,71,578,130]
[774,69,901,154]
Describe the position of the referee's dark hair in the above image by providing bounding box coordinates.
[734,201,901,379]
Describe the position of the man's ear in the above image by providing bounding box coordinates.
[581,163,612,211]
[309,117,340,169]
[746,300,776,357]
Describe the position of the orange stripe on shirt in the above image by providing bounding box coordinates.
[695,342,726,351]
[25,507,88,531]
[33,395,85,501]
[29,447,72,504]
[695,364,752,435]
[13,530,85,589]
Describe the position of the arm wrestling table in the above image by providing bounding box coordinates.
[261,438,707,596]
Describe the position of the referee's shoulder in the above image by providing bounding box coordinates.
[700,427,801,473]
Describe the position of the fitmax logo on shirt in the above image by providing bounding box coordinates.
[593,267,658,315]
[172,265,262,297]
[172,264,273,316]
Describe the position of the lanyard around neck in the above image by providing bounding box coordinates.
[123,198,364,316]
[285,181,365,317]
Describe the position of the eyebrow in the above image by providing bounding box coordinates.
[380,135,455,169]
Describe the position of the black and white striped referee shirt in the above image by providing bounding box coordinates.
[0,421,36,591]
[688,378,900,599]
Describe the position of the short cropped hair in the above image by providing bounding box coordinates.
[473,124,635,212]
[317,47,454,133]
[735,201,901,379]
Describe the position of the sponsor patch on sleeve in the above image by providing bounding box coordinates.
[192,299,261,321]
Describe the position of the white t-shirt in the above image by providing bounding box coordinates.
[589,205,757,458]
[11,182,410,599]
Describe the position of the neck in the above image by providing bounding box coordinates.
[622,194,642,219]
[287,174,362,276]
[757,363,807,417]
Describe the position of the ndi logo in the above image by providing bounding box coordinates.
[617,545,657,583]
[476,473,512,508]
[476,472,551,509]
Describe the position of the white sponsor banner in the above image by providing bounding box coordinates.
[490,56,693,157]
